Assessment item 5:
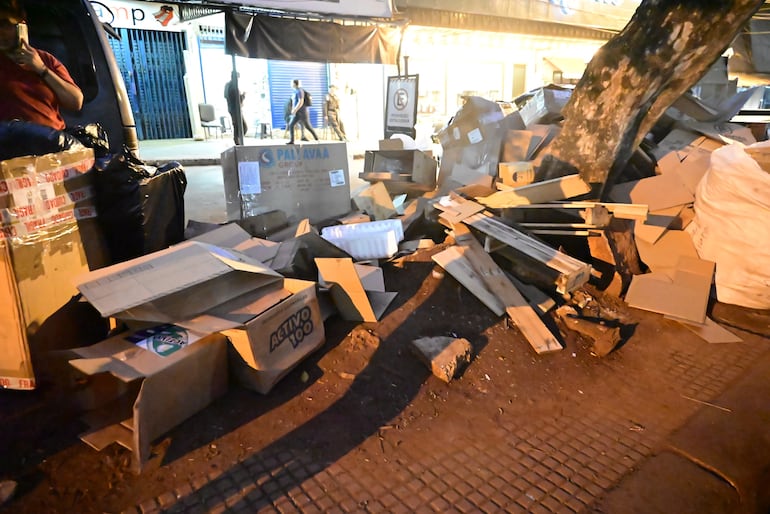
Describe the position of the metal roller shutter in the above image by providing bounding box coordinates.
[268,61,328,131]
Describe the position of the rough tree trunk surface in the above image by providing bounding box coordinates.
[538,0,764,189]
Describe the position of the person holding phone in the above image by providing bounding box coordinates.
[0,0,83,130]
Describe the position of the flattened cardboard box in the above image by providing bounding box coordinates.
[75,238,325,396]
[68,328,228,472]
[221,143,350,224]
[0,148,109,390]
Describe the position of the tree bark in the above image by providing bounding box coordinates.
[537,0,765,190]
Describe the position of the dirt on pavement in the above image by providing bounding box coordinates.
[1,233,769,513]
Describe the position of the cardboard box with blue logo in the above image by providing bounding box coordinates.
[221,143,351,224]
[72,238,325,469]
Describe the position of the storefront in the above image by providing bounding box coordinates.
[90,0,611,145]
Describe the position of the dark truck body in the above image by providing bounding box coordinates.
[24,0,138,153]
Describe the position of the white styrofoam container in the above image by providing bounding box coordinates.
[321,219,404,260]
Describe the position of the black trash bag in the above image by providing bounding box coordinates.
[141,160,187,256]
[65,123,110,158]
[0,120,83,160]
[94,147,186,264]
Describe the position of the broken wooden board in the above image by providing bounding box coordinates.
[434,226,562,354]
[506,201,648,221]
[477,174,592,208]
[435,195,592,294]
[463,213,591,294]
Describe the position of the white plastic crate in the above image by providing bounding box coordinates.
[321,219,404,260]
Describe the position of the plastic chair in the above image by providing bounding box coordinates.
[198,103,222,139]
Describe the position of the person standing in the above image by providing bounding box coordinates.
[286,79,318,144]
[224,72,247,138]
[0,0,83,130]
[324,85,346,141]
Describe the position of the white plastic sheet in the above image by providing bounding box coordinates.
[688,142,770,308]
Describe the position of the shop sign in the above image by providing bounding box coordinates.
[385,75,419,139]
[90,0,180,31]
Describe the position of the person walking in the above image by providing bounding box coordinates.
[284,96,305,141]
[224,72,247,139]
[286,79,317,144]
[324,85,346,141]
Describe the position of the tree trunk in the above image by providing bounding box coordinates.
[537,0,765,190]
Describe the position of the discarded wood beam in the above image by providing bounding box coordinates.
[435,195,592,294]
[476,174,592,209]
[507,273,556,314]
[504,201,649,221]
[433,225,562,354]
[463,213,591,294]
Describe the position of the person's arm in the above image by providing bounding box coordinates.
[291,91,304,115]
[17,41,83,111]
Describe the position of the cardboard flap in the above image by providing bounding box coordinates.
[75,241,282,321]
[316,258,396,322]
[70,355,145,382]
[190,223,252,248]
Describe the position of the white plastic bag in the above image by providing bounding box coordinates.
[688,141,770,308]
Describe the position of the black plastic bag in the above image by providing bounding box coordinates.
[65,124,111,158]
[94,147,186,264]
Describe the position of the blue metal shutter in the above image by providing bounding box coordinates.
[268,61,328,130]
[109,29,192,140]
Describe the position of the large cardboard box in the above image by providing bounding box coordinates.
[0,148,109,390]
[221,143,351,224]
[360,149,437,194]
[75,238,326,396]
[67,327,228,473]
[518,86,572,128]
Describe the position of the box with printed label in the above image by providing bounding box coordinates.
[66,326,228,473]
[74,240,325,396]
[221,143,351,223]
[0,148,110,390]
[223,278,325,394]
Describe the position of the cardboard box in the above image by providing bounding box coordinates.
[75,238,326,396]
[68,327,228,472]
[360,149,437,194]
[0,148,110,390]
[518,86,572,128]
[221,143,351,224]
[223,278,325,394]
[437,96,505,149]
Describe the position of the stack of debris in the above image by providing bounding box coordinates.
[5,74,768,474]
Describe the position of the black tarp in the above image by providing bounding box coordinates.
[225,12,400,64]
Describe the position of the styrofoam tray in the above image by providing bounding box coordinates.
[321,219,404,260]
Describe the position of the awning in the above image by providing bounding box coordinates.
[544,57,588,79]
[225,12,401,64]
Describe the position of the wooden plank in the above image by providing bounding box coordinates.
[464,213,591,293]
[504,201,649,221]
[436,195,592,294]
[452,226,561,354]
[477,174,592,208]
[432,246,505,316]
[507,273,556,314]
